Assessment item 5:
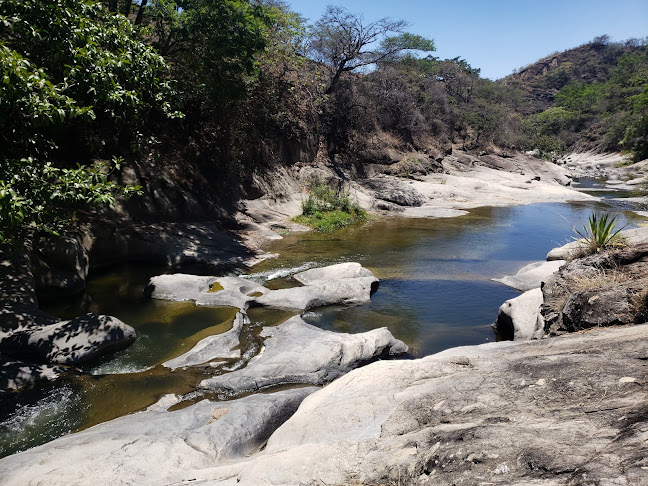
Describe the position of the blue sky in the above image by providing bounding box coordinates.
[284,0,648,80]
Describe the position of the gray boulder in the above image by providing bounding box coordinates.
[0,388,316,486]
[493,288,544,340]
[364,178,427,207]
[201,315,408,395]
[546,240,584,261]
[146,274,268,310]
[0,314,136,365]
[147,263,379,312]
[163,311,247,369]
[561,278,648,331]
[493,260,565,291]
[293,261,375,285]
[254,276,378,311]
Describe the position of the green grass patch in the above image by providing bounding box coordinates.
[294,183,367,232]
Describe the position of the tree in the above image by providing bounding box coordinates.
[308,6,435,94]
[0,0,179,243]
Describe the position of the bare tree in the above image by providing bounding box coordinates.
[309,6,435,94]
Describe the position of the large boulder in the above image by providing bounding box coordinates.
[0,388,317,486]
[200,315,408,395]
[292,261,375,285]
[145,274,268,310]
[163,311,248,369]
[147,263,379,312]
[541,244,648,334]
[493,288,544,340]
[364,178,427,207]
[493,260,565,291]
[254,276,378,311]
[0,314,136,365]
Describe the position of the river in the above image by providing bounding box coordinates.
[1,179,644,458]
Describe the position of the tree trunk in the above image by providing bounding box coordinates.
[135,0,148,25]
[122,0,131,17]
[108,0,117,12]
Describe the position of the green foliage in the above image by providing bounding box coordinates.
[573,212,625,254]
[145,0,273,102]
[296,184,367,232]
[0,0,174,243]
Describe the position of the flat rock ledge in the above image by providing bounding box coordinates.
[3,325,647,485]
[201,315,408,395]
[146,262,379,312]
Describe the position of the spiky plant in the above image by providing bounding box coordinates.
[574,212,625,253]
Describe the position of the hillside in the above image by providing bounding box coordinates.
[501,36,648,158]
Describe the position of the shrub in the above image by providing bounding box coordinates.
[296,183,366,232]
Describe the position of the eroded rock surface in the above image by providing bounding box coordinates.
[541,243,648,334]
[0,314,136,365]
[5,325,646,485]
[0,357,64,392]
[0,388,317,486]
[201,315,408,395]
[163,311,247,369]
[147,263,379,312]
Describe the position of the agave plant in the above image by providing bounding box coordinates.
[574,212,625,253]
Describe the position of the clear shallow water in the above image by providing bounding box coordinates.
[1,192,645,458]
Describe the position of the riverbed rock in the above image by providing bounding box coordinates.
[0,357,64,392]
[493,288,544,340]
[163,311,247,369]
[147,263,379,312]
[254,275,378,311]
[200,315,408,395]
[145,274,268,309]
[546,240,584,261]
[0,314,136,365]
[364,178,427,207]
[3,325,647,485]
[541,243,648,334]
[561,278,648,331]
[0,388,317,486]
[292,261,375,285]
[493,260,565,291]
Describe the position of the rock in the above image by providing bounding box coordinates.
[293,262,375,285]
[147,263,379,312]
[200,315,408,395]
[31,232,90,297]
[145,274,268,310]
[541,244,648,334]
[163,311,247,369]
[0,314,136,365]
[493,260,565,291]
[254,276,378,311]
[493,288,544,340]
[204,325,648,485]
[364,178,427,207]
[4,325,648,485]
[0,251,38,308]
[0,357,64,391]
[546,240,584,261]
[561,278,648,331]
[0,388,317,486]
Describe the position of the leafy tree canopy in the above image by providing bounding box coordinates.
[0,0,179,244]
